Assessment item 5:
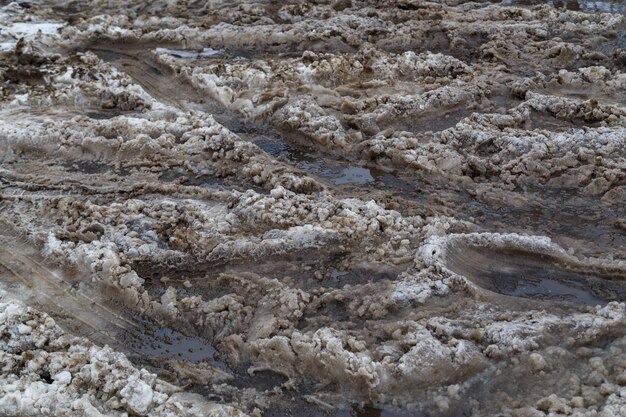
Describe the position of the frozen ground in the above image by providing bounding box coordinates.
[0,0,625,416]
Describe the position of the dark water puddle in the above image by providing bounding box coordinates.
[86,110,128,120]
[124,326,217,363]
[334,166,375,185]
[352,405,417,417]
[228,367,289,391]
[330,268,350,280]
[482,266,614,305]
[232,124,419,193]
[252,137,288,156]
[254,136,379,186]
[445,246,626,306]
[112,306,223,367]
[260,396,419,417]
[468,188,626,251]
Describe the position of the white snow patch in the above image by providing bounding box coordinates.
[42,232,64,257]
[119,377,154,414]
[53,371,71,386]
[0,41,15,52]
[4,22,63,36]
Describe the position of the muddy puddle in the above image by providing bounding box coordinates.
[444,243,626,306]
[123,325,218,364]
[253,136,379,186]
[262,402,418,417]
[469,190,626,256]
